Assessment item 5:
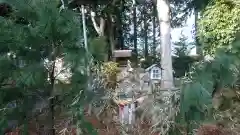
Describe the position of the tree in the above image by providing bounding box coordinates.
[179,35,240,134]
[156,0,174,88]
[143,3,149,58]
[0,0,94,134]
[198,0,240,55]
[180,0,211,56]
[174,33,194,57]
[132,0,138,60]
[152,3,157,56]
[172,33,197,78]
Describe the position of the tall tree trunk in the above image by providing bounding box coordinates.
[106,14,115,60]
[143,5,148,58]
[49,61,56,135]
[133,0,138,61]
[48,42,60,135]
[194,8,202,57]
[156,0,174,88]
[152,4,156,56]
[115,0,124,49]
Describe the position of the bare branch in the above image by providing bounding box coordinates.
[90,11,101,35]
[99,17,105,36]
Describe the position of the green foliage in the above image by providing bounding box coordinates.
[198,0,240,55]
[101,61,120,89]
[173,56,197,78]
[173,33,195,57]
[179,37,240,134]
[169,0,211,27]
[89,36,108,62]
[0,0,97,134]
[181,0,211,15]
[102,62,119,76]
[172,33,198,78]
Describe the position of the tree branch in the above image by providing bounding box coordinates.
[90,10,105,36]
[99,17,105,36]
[90,11,101,35]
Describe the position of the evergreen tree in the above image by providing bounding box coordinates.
[0,0,94,134]
[172,33,197,78]
[180,36,240,134]
[173,33,195,57]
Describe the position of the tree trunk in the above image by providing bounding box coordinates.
[115,0,124,49]
[106,14,115,60]
[133,0,138,60]
[49,65,55,135]
[90,9,110,62]
[90,11,105,37]
[48,42,58,135]
[156,0,174,88]
[194,8,202,57]
[49,97,55,135]
[152,4,156,56]
[143,5,148,58]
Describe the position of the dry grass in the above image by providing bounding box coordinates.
[196,123,236,135]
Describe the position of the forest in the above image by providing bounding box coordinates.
[0,0,240,135]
